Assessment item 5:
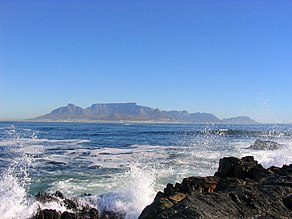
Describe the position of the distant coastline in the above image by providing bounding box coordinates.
[29,102,257,125]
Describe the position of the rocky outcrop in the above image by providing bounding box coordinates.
[33,191,122,219]
[248,139,284,150]
[139,156,292,219]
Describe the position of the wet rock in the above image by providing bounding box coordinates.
[249,139,283,150]
[100,211,125,219]
[283,194,292,210]
[139,156,292,219]
[61,211,78,219]
[35,209,60,219]
[64,198,78,211]
[35,192,61,203]
[80,208,99,219]
[34,192,100,219]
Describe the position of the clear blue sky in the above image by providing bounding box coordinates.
[0,0,291,123]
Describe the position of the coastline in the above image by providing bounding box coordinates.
[0,119,261,125]
[33,156,292,218]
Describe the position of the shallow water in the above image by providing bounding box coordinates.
[0,122,291,218]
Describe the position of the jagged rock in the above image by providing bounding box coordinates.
[34,192,99,219]
[35,209,60,219]
[64,198,78,211]
[139,156,292,219]
[35,192,61,203]
[249,139,283,150]
[214,156,260,179]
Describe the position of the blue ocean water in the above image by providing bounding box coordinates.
[0,121,291,218]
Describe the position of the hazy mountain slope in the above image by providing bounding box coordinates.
[33,103,257,124]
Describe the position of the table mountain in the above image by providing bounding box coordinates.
[33,103,257,124]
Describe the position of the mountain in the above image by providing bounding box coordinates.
[35,104,84,120]
[220,116,257,124]
[33,103,257,124]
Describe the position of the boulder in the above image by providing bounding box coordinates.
[248,139,283,150]
[214,156,260,179]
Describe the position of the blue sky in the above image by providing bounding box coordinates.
[0,0,292,123]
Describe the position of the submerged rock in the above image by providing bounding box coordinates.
[139,156,292,219]
[248,139,284,150]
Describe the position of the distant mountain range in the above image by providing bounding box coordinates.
[33,103,257,124]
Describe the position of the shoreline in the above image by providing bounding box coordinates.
[0,119,268,125]
[33,156,292,218]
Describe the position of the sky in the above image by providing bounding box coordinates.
[0,0,292,123]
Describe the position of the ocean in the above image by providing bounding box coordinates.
[0,121,291,218]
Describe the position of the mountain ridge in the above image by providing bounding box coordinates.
[33,103,257,124]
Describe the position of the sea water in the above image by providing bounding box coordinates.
[0,122,291,218]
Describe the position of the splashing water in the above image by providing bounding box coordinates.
[0,122,292,218]
[98,163,157,218]
[0,169,36,219]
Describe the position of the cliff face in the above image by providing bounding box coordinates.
[33,103,257,124]
[139,156,292,219]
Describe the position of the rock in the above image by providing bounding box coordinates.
[35,192,61,203]
[64,198,78,211]
[283,194,292,210]
[35,209,60,219]
[80,208,99,219]
[60,211,78,219]
[139,156,292,219]
[34,192,100,219]
[55,191,65,199]
[214,177,247,192]
[248,139,283,150]
[168,192,186,203]
[139,176,220,219]
[100,210,125,219]
[214,156,259,179]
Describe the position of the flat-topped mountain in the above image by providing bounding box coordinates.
[33,103,257,124]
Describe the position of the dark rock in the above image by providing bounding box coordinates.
[214,177,247,192]
[34,192,100,219]
[139,176,220,219]
[214,156,259,179]
[283,194,292,210]
[35,192,61,203]
[249,139,283,150]
[80,208,99,219]
[64,198,78,211]
[55,191,65,199]
[139,156,292,219]
[100,211,125,219]
[60,211,77,219]
[180,176,219,194]
[35,209,60,219]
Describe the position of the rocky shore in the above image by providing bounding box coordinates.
[139,156,292,219]
[33,156,292,219]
